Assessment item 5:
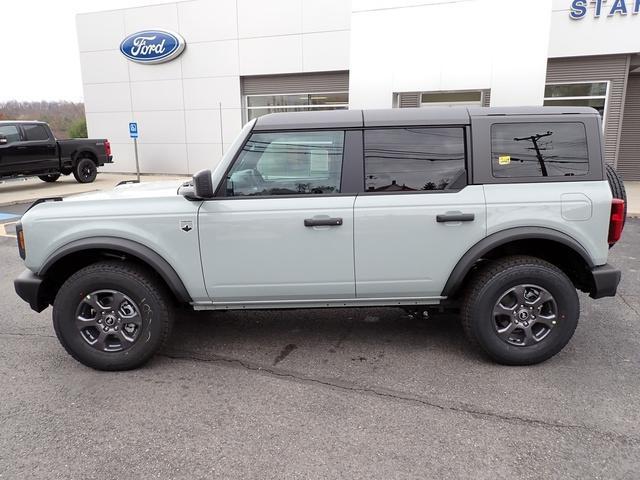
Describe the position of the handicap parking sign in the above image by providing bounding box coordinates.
[129,122,138,138]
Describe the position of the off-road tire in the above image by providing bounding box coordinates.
[53,261,173,371]
[73,157,98,183]
[38,174,60,183]
[461,255,579,366]
[605,163,627,227]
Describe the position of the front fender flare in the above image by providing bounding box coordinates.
[39,236,192,303]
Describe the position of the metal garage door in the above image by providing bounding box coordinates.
[617,75,640,181]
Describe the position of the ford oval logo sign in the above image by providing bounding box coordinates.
[119,30,186,64]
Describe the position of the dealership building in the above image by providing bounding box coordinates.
[77,0,640,179]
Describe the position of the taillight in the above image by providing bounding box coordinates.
[104,139,111,156]
[608,198,625,245]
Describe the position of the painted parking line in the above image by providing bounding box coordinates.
[0,221,18,239]
[0,213,19,221]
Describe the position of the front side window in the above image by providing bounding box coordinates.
[23,124,49,141]
[0,125,21,144]
[491,122,589,178]
[224,130,344,197]
[364,128,466,192]
[246,92,349,121]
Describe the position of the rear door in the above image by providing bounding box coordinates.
[198,129,357,305]
[0,124,24,175]
[18,123,58,173]
[353,126,486,299]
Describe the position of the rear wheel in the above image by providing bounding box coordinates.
[53,261,173,370]
[38,174,60,183]
[73,157,97,183]
[461,255,579,365]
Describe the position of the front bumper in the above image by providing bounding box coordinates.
[14,270,49,312]
[589,264,621,299]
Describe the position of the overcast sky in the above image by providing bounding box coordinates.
[0,0,174,103]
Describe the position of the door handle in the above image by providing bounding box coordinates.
[436,213,475,223]
[304,217,343,227]
[16,146,27,150]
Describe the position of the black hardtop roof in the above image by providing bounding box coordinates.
[252,106,600,130]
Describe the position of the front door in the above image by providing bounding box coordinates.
[199,129,355,304]
[0,124,24,175]
[19,123,58,173]
[354,126,486,299]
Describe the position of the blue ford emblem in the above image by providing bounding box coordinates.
[119,30,186,64]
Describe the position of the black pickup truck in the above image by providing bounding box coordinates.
[0,121,112,183]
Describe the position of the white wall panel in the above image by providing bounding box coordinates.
[184,109,221,144]
[549,6,640,58]
[86,112,135,144]
[83,83,132,113]
[101,143,136,173]
[80,51,130,84]
[128,59,182,82]
[131,79,184,111]
[187,143,224,173]
[76,10,124,52]
[239,36,303,75]
[124,3,179,35]
[302,0,351,32]
[181,40,240,78]
[349,0,551,108]
[178,0,238,42]
[303,31,350,72]
[183,77,242,109]
[133,110,186,144]
[137,143,189,174]
[237,0,302,38]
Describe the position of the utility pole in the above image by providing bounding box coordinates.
[514,131,553,177]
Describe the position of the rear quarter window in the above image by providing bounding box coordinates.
[491,122,589,178]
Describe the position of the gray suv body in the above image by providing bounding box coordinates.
[14,107,624,370]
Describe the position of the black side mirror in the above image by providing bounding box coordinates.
[193,169,214,198]
[0,135,7,145]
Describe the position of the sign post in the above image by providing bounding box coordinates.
[129,122,140,182]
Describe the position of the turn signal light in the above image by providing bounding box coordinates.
[16,223,26,259]
[608,199,625,245]
[104,139,111,156]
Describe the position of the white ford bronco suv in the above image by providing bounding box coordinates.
[14,107,625,370]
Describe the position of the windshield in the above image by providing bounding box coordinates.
[211,119,256,176]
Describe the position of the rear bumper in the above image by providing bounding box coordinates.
[14,270,49,312]
[589,264,621,299]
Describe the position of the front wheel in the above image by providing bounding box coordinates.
[53,261,173,370]
[461,255,579,365]
[73,157,97,183]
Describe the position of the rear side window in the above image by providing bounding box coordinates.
[491,122,589,178]
[0,125,21,143]
[23,124,49,141]
[364,127,466,192]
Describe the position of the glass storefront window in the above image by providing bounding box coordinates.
[246,92,349,120]
[543,82,608,124]
[420,91,483,106]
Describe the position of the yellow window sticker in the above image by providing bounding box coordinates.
[498,155,511,165]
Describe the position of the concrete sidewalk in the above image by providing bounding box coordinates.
[626,181,640,217]
[0,172,188,207]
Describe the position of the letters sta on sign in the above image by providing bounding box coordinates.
[570,0,640,19]
[120,30,186,64]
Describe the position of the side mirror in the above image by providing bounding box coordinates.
[0,135,7,145]
[193,169,215,198]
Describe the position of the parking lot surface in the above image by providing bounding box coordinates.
[0,210,639,479]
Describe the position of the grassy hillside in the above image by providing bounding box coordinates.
[0,101,86,139]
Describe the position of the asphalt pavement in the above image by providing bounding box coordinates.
[1,212,639,479]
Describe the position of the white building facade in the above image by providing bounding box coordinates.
[77,0,640,179]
